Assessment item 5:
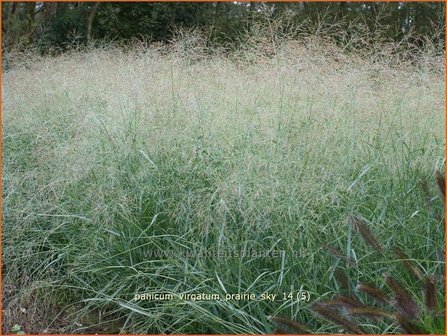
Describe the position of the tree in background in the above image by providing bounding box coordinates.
[2,2,445,54]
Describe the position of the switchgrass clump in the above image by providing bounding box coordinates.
[2,27,445,333]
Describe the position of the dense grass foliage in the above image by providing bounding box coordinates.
[2,36,445,333]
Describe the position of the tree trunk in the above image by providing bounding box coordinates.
[5,2,19,47]
[24,2,36,43]
[43,2,58,24]
[211,2,221,32]
[87,2,100,43]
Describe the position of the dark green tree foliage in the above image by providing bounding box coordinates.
[2,2,445,53]
[46,3,87,47]
[94,3,217,40]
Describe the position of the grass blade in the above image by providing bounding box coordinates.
[396,315,425,334]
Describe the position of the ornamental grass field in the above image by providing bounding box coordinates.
[2,32,445,334]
